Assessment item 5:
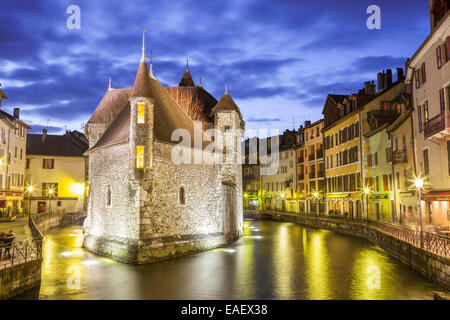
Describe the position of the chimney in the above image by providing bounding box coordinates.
[364,81,376,95]
[377,72,384,92]
[13,108,20,119]
[304,120,311,127]
[397,68,404,82]
[386,69,393,88]
[42,128,47,142]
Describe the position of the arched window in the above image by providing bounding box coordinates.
[106,185,112,207]
[179,186,186,205]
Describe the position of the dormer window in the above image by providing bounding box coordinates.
[137,102,145,124]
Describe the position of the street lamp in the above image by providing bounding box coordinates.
[27,185,34,219]
[313,191,319,216]
[414,177,424,248]
[364,187,371,219]
[48,188,54,216]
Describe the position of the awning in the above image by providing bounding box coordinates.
[326,194,350,199]
[422,191,450,201]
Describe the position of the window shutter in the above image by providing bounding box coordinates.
[447,140,450,176]
[374,152,378,166]
[440,88,445,113]
[418,104,423,132]
[446,36,450,62]
[421,63,426,83]
[383,175,388,192]
[437,46,442,69]
[368,154,372,167]
[415,69,420,88]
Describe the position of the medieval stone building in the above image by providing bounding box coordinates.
[83,37,244,263]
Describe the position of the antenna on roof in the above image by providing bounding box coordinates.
[199,77,202,87]
[108,77,112,91]
[186,58,189,69]
[141,28,147,62]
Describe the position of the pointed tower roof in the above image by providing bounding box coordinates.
[130,29,153,98]
[179,59,195,87]
[212,91,242,119]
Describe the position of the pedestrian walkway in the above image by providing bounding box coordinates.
[0,217,32,242]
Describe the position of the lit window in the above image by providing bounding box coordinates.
[150,104,154,126]
[137,102,145,124]
[136,146,144,168]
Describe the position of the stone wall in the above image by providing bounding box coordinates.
[0,258,42,300]
[245,211,450,290]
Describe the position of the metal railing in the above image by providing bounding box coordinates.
[245,210,450,258]
[1,213,45,269]
[424,110,450,139]
[392,150,407,164]
[0,238,42,269]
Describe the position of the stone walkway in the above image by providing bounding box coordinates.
[0,217,32,242]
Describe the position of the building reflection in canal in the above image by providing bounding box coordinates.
[16,219,442,300]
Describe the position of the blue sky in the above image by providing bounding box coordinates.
[0,0,430,136]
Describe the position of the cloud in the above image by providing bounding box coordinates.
[0,0,430,136]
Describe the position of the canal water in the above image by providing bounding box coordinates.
[17,219,442,300]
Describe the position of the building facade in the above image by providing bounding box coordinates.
[295,120,325,214]
[406,5,450,228]
[25,130,88,215]
[323,90,377,217]
[0,89,31,218]
[260,130,296,211]
[83,40,244,263]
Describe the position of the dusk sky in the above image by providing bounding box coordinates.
[0,0,430,137]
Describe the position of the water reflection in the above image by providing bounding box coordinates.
[17,220,442,300]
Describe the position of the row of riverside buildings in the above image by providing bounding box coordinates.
[0,86,88,218]
[243,1,450,231]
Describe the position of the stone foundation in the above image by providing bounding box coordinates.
[84,231,239,264]
[0,258,42,299]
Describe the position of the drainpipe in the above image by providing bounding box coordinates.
[359,112,365,218]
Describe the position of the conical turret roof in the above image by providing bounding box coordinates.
[130,60,153,98]
[212,92,242,118]
[179,67,195,87]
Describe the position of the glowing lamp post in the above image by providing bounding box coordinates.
[48,188,54,216]
[27,186,34,219]
[313,192,319,216]
[414,178,424,248]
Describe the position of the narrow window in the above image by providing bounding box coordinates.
[137,102,145,124]
[150,103,154,126]
[421,63,426,84]
[106,185,112,207]
[136,146,144,169]
[424,101,429,123]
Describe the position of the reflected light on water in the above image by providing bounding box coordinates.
[305,230,332,299]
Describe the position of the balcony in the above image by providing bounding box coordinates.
[392,150,407,164]
[309,154,315,161]
[424,110,450,139]
[316,150,323,159]
[298,174,305,181]
[298,157,304,164]
[317,170,324,178]
[309,172,316,179]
